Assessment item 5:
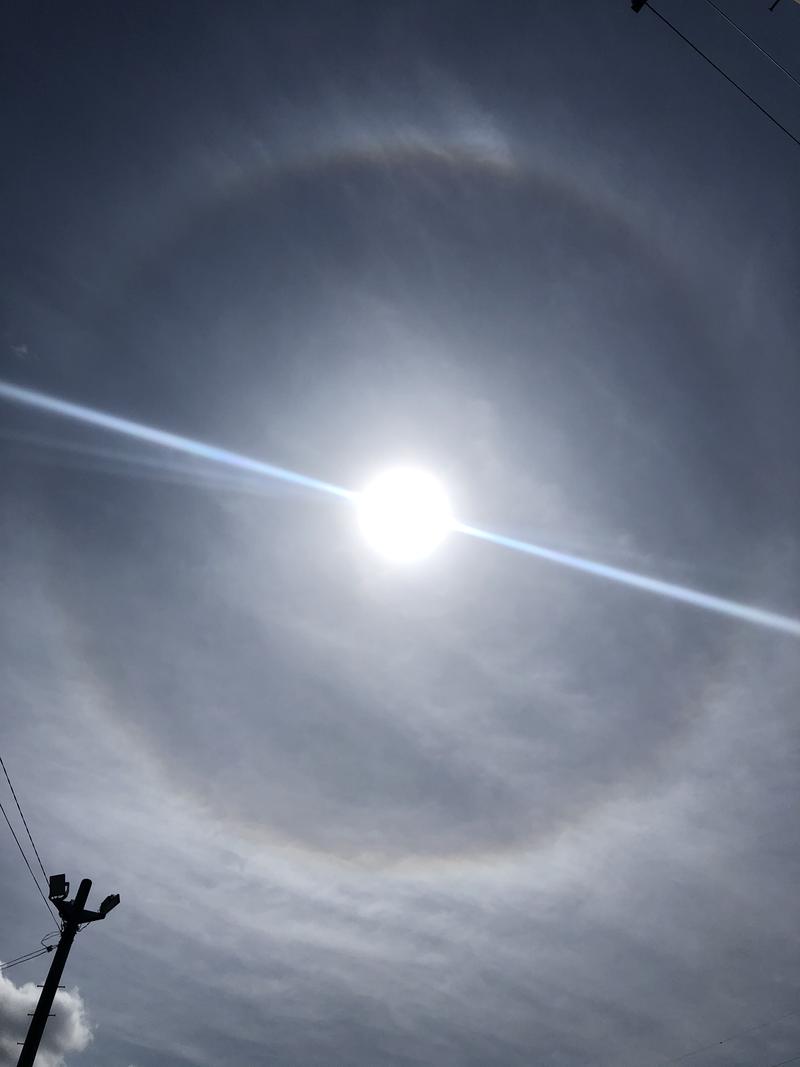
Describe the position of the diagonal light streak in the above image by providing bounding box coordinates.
[1,428,295,496]
[456,523,800,638]
[0,380,352,500]
[2,378,799,637]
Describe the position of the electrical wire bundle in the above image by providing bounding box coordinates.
[0,750,60,978]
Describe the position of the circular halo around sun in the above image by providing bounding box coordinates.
[357,468,453,563]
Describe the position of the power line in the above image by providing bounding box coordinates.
[2,950,45,971]
[703,0,800,91]
[0,947,53,973]
[656,1006,800,1064]
[637,2,800,150]
[0,752,50,884]
[0,796,58,925]
[767,1054,800,1067]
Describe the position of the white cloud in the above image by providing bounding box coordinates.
[0,971,91,1067]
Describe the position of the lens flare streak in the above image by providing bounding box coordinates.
[455,522,800,638]
[0,381,352,500]
[2,379,798,638]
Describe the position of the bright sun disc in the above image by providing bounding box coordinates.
[357,468,453,562]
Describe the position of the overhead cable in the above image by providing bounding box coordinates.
[0,753,50,884]
[0,797,58,925]
[656,1005,800,1064]
[0,947,53,973]
[767,1053,800,1067]
[637,2,800,150]
[703,0,800,91]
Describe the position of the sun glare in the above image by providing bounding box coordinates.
[357,468,453,563]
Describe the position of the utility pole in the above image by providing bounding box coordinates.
[17,875,119,1067]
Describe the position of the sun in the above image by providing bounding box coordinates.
[357,468,453,562]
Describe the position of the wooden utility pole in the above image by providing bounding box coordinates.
[16,876,119,1067]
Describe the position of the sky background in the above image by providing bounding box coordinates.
[2,1,800,1064]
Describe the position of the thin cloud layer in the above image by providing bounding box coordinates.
[2,4,800,1066]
